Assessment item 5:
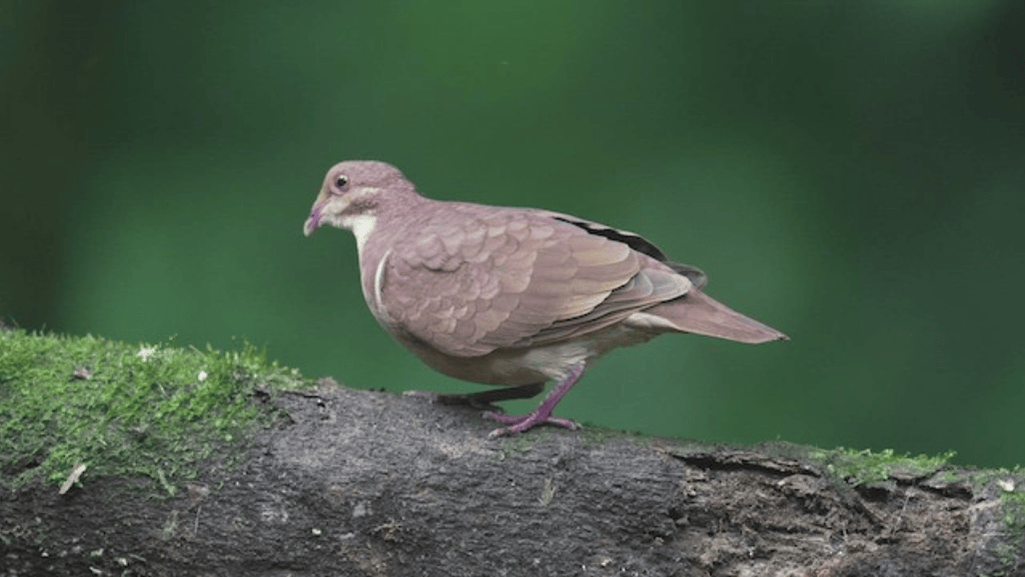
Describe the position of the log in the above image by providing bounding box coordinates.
[2,376,1023,576]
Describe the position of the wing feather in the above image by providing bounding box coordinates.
[379,205,689,357]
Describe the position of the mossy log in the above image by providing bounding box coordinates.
[1,331,1023,576]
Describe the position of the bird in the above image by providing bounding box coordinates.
[303,160,787,437]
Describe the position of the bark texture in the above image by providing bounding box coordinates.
[2,380,1023,576]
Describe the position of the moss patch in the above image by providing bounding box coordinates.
[997,474,1025,566]
[0,329,306,495]
[807,446,956,487]
[1003,488,1025,533]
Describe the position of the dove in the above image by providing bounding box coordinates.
[303,160,786,437]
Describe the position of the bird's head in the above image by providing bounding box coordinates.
[303,160,416,248]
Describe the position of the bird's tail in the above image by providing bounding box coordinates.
[642,289,788,344]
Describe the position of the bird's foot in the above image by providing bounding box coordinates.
[483,411,580,438]
[483,365,587,437]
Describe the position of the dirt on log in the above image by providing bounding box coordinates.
[2,379,1023,576]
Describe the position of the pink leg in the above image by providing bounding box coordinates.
[484,364,587,438]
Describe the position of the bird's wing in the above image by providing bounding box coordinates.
[379,205,690,357]
[537,210,709,289]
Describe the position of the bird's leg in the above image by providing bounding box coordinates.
[404,383,544,411]
[484,363,586,438]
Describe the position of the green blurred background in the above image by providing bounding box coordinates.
[3,1,1023,468]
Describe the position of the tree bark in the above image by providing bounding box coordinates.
[2,379,1023,576]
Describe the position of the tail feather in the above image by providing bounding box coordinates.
[644,290,788,344]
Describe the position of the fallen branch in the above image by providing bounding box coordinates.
[2,378,1023,576]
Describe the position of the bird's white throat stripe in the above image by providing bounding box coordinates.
[342,214,377,253]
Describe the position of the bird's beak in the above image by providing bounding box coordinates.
[301,212,317,236]
[303,202,323,237]
[304,190,356,236]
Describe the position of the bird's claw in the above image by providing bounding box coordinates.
[483,411,580,438]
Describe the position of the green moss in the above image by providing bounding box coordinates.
[1003,489,1025,529]
[1000,483,1025,556]
[970,465,1024,491]
[807,447,956,487]
[0,329,306,495]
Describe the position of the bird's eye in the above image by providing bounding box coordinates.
[335,175,348,189]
